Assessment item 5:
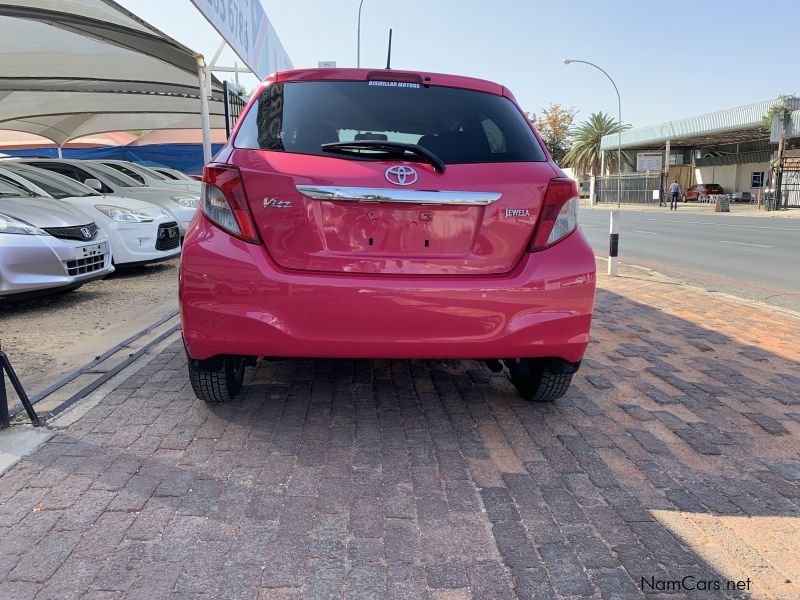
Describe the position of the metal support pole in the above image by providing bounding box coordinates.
[197,55,212,166]
[223,81,231,139]
[0,363,8,430]
[0,350,41,427]
[564,59,623,272]
[617,95,621,209]
[357,0,365,67]
[57,145,63,159]
[662,139,670,206]
[608,210,619,277]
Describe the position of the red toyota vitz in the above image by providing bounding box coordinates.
[180,68,596,403]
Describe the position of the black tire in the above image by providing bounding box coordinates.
[506,358,573,402]
[188,354,246,402]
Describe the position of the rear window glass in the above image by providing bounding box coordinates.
[234,81,546,164]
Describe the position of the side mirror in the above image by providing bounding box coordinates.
[84,178,103,191]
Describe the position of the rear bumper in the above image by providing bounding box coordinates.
[180,217,596,361]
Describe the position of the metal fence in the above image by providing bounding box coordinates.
[779,157,800,208]
[223,81,248,139]
[595,172,664,204]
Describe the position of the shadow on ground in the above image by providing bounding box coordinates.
[0,288,798,599]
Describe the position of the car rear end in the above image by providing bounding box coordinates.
[180,69,596,401]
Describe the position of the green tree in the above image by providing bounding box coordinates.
[563,112,630,176]
[528,104,576,164]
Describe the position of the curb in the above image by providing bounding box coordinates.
[594,255,800,320]
[0,425,54,477]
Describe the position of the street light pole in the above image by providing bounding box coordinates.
[357,0,365,68]
[564,58,622,275]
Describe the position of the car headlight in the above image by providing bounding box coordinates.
[0,213,46,235]
[170,194,199,208]
[95,205,154,222]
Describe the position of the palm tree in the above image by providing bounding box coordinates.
[563,112,630,176]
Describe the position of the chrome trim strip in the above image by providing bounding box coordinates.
[296,185,501,205]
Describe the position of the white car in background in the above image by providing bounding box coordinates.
[18,159,199,234]
[0,175,114,298]
[95,160,201,193]
[0,163,181,266]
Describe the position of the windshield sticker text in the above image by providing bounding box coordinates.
[368,81,421,89]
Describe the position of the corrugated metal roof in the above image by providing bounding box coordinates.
[600,97,800,151]
[694,150,773,167]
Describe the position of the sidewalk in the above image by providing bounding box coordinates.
[0,266,798,599]
[581,200,800,218]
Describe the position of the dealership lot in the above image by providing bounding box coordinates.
[0,259,178,386]
[1,266,797,599]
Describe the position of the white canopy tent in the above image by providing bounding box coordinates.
[0,0,230,160]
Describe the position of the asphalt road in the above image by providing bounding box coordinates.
[578,209,800,311]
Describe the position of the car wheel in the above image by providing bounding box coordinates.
[505,358,573,402]
[188,353,246,402]
[682,194,688,203]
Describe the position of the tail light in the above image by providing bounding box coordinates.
[201,163,260,244]
[529,178,579,251]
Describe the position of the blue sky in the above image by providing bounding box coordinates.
[119,0,798,128]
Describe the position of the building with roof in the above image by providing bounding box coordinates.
[596,97,800,206]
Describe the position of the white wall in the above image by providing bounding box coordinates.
[696,165,736,191]
[735,162,769,193]
[696,162,770,193]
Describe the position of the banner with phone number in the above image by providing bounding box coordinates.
[189,0,292,79]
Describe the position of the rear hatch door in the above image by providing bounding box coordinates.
[232,76,555,275]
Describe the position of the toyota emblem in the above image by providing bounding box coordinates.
[385,165,418,186]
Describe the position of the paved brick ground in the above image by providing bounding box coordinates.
[1,270,799,599]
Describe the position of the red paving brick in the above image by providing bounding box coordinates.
[0,266,798,599]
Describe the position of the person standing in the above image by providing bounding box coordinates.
[668,179,682,210]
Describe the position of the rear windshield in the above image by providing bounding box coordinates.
[706,184,723,190]
[234,80,546,164]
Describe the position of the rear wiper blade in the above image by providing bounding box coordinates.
[321,141,446,173]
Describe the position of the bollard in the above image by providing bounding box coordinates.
[608,210,619,277]
[0,364,8,430]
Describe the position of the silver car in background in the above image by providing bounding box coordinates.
[0,176,113,298]
[0,163,181,266]
[95,160,200,193]
[150,166,198,183]
[17,159,199,234]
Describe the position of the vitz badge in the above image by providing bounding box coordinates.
[264,198,292,209]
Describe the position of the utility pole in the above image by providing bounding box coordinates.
[564,58,622,276]
[662,139,670,206]
[357,0,365,67]
[196,54,212,165]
